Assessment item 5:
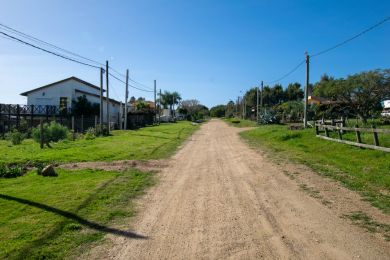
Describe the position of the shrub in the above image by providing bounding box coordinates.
[5,129,25,145]
[84,127,96,140]
[0,163,24,178]
[231,119,241,124]
[95,124,109,137]
[32,121,69,144]
[35,162,45,175]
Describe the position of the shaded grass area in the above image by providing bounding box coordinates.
[240,125,390,213]
[0,168,154,259]
[224,118,258,128]
[0,121,199,164]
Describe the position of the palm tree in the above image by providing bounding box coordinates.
[159,91,182,116]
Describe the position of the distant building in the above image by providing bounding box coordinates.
[20,76,120,123]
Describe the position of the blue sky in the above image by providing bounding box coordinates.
[0,0,389,107]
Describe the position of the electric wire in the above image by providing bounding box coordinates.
[264,59,305,85]
[311,16,390,58]
[0,23,104,67]
[0,30,101,69]
[109,73,154,92]
[0,22,154,90]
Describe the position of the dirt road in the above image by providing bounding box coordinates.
[87,119,390,259]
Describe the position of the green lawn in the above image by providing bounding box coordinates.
[0,121,199,164]
[0,168,154,259]
[224,117,258,128]
[0,121,199,259]
[240,125,390,214]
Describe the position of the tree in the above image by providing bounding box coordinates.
[72,95,99,116]
[210,105,226,117]
[271,84,285,105]
[180,99,209,121]
[285,83,304,101]
[313,70,390,122]
[159,91,182,112]
[225,100,235,117]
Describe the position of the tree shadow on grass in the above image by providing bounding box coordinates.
[0,194,147,240]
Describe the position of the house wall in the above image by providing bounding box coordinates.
[25,78,119,123]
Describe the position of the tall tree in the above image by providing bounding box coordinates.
[285,82,304,101]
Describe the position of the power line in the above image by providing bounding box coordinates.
[109,72,154,92]
[0,22,153,89]
[264,59,305,85]
[107,66,153,91]
[0,23,104,67]
[311,16,390,58]
[0,30,100,69]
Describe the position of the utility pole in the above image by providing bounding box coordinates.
[99,67,104,131]
[242,96,245,119]
[260,81,263,108]
[124,69,129,130]
[106,60,110,134]
[159,89,162,124]
[304,52,310,128]
[154,80,157,124]
[256,85,259,123]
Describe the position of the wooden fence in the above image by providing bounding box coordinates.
[0,104,156,136]
[315,123,390,153]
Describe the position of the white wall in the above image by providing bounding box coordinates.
[25,78,120,123]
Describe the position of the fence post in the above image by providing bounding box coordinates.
[40,118,44,149]
[45,105,49,122]
[372,125,379,146]
[30,105,34,129]
[81,115,84,133]
[72,116,75,141]
[338,127,343,140]
[325,126,329,137]
[355,125,362,143]
[315,124,319,135]
[8,105,11,131]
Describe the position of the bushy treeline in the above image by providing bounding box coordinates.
[211,69,390,123]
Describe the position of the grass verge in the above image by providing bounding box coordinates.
[0,168,154,259]
[240,125,390,214]
[0,121,199,164]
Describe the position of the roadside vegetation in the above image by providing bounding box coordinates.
[0,121,199,165]
[0,120,199,259]
[240,125,390,214]
[0,168,154,259]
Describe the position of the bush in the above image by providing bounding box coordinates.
[0,163,24,178]
[84,127,96,140]
[95,124,109,137]
[5,129,25,145]
[32,121,69,144]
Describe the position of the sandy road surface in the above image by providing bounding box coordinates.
[86,119,390,259]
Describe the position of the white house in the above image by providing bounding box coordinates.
[20,76,120,123]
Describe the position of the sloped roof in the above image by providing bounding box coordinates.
[20,76,104,96]
[75,89,121,105]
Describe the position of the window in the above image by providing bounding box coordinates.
[59,97,68,110]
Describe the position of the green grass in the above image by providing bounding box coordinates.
[224,117,258,128]
[240,125,390,213]
[0,168,154,259]
[0,121,199,164]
